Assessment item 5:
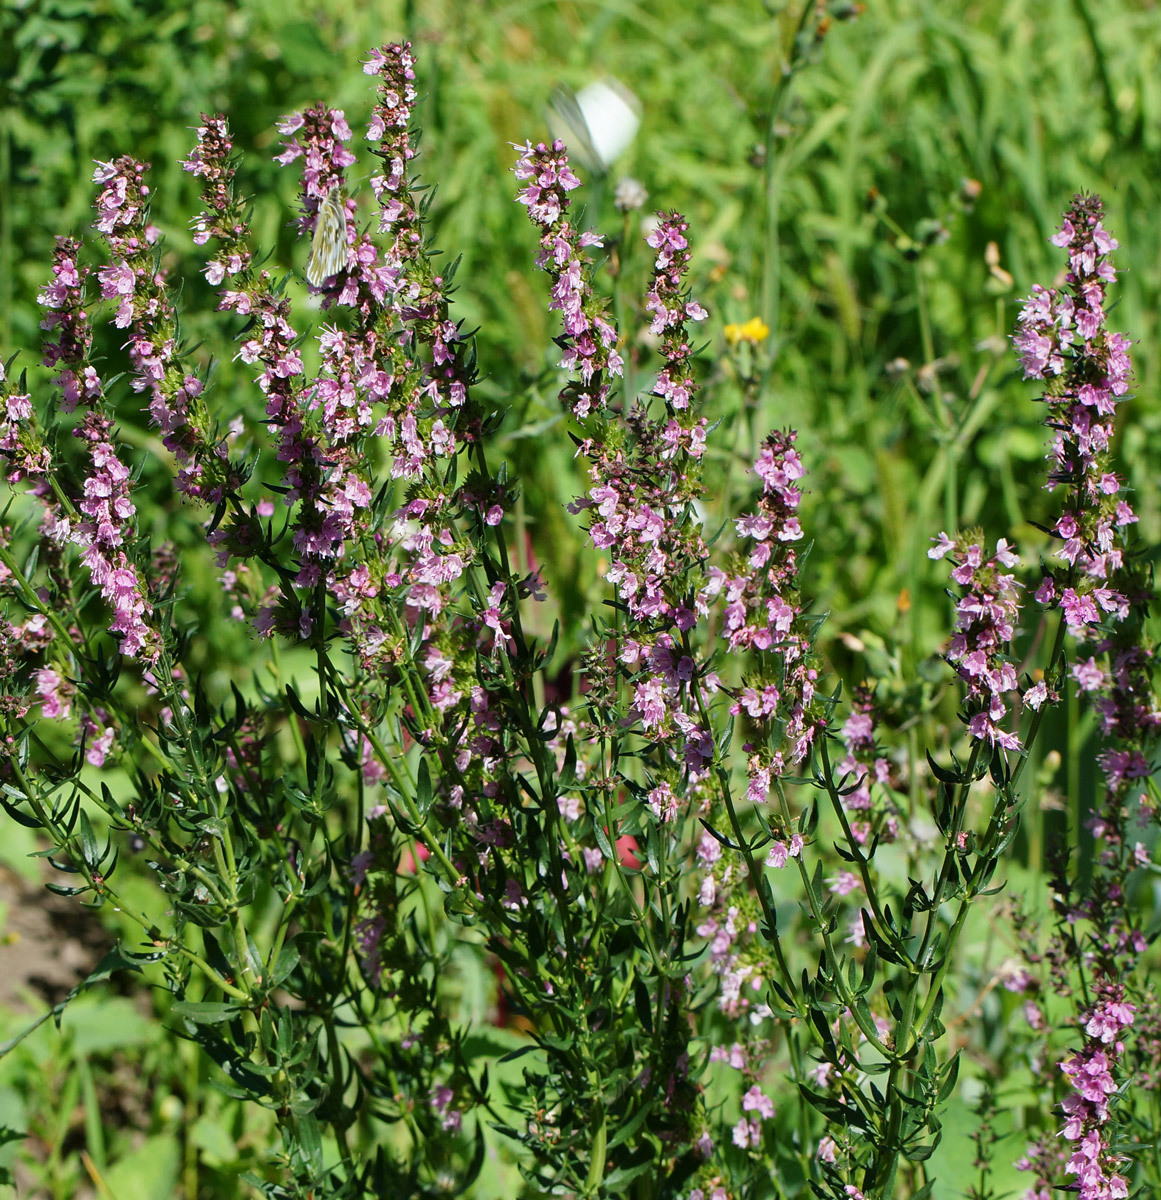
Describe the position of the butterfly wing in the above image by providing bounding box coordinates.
[574,79,640,170]
[306,187,349,288]
[547,79,640,176]
[547,85,602,176]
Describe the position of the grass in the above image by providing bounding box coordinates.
[3,0,1161,1195]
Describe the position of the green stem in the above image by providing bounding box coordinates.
[773,775,893,1057]
[818,737,898,945]
[599,752,663,977]
[686,670,798,1005]
[322,1013,354,1166]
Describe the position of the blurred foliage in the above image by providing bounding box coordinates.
[3,0,1161,1194]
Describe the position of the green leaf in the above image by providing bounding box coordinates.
[78,808,99,869]
[463,1119,487,1188]
[101,1133,180,1199]
[498,1044,539,1064]
[938,1051,961,1102]
[272,943,301,987]
[859,936,879,991]
[415,756,433,819]
[44,882,88,897]
[0,1126,25,1150]
[799,800,819,837]
[798,1085,867,1129]
[0,789,42,829]
[633,977,653,1035]
[717,714,734,759]
[602,1145,655,1190]
[906,1139,939,1163]
[605,1098,655,1151]
[174,1026,271,1099]
[189,1113,240,1166]
[171,1001,242,1024]
[558,734,579,789]
[62,996,155,1054]
[861,912,905,965]
[294,1112,323,1173]
[926,751,965,785]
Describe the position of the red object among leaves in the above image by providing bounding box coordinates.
[399,842,430,874]
[616,834,641,870]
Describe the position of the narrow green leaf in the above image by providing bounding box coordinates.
[171,1001,242,1024]
[79,808,99,868]
[415,756,433,818]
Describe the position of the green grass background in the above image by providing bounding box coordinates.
[3,0,1161,1195]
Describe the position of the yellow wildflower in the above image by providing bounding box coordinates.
[723,316,770,347]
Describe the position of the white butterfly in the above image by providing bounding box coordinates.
[547,78,640,176]
[306,187,349,288]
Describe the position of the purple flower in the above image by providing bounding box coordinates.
[929,532,1026,751]
[834,687,897,843]
[514,140,618,419]
[27,232,159,660]
[1014,195,1133,624]
[645,212,709,414]
[1050,984,1135,1198]
[96,154,237,505]
[721,431,820,775]
[35,667,73,719]
[741,1085,775,1120]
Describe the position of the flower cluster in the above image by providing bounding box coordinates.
[1054,983,1135,1199]
[275,107,357,253]
[0,256,60,481]
[1013,194,1135,633]
[1025,202,1159,946]
[97,155,233,504]
[72,412,158,660]
[834,686,897,846]
[183,116,248,265]
[91,157,149,307]
[693,841,784,1034]
[569,212,711,619]
[183,116,257,302]
[549,205,718,773]
[186,115,325,634]
[36,226,159,661]
[1010,198,1156,1200]
[278,108,390,589]
[645,212,709,416]
[928,533,1028,751]
[357,45,497,693]
[720,430,820,784]
[364,43,471,460]
[365,42,418,236]
[723,317,770,347]
[514,139,621,418]
[37,237,99,416]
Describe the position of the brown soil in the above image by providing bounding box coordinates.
[0,861,113,1011]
